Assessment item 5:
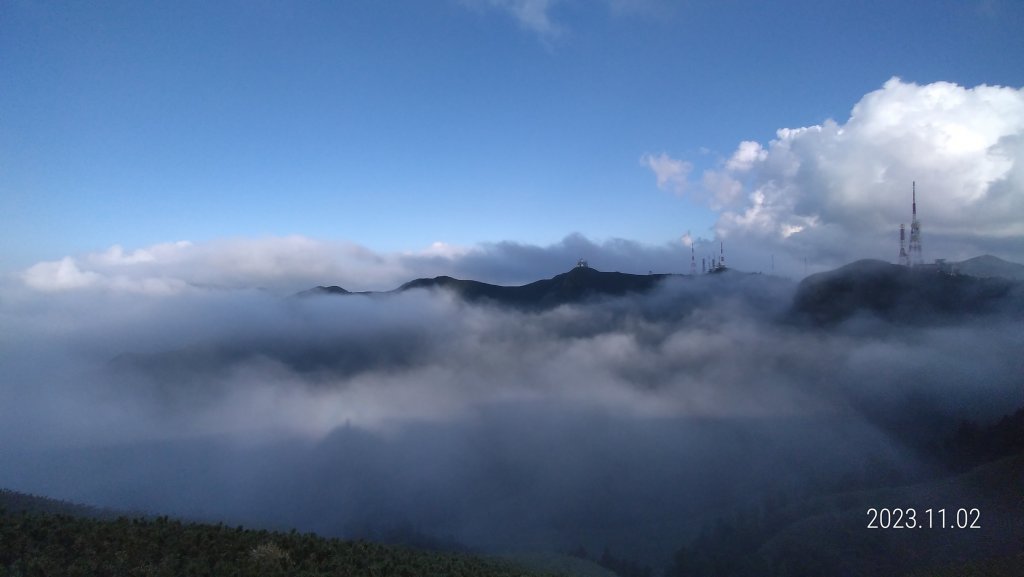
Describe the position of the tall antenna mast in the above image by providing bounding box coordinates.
[898,223,909,266]
[690,245,696,275]
[908,181,923,266]
[719,242,725,269]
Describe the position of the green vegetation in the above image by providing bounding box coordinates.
[0,502,556,577]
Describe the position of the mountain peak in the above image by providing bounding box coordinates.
[295,285,350,297]
[300,267,676,309]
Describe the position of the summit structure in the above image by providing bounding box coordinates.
[908,182,923,266]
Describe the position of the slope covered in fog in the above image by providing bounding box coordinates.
[952,254,1024,281]
[790,259,1023,325]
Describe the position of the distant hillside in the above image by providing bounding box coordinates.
[300,266,677,309]
[295,285,352,297]
[790,259,1022,325]
[951,254,1024,281]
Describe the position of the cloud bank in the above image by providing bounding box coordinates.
[2,262,1022,563]
[648,78,1024,274]
[14,233,699,295]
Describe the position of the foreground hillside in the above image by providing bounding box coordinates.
[0,498,556,577]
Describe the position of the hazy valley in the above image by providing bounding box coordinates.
[3,257,1023,575]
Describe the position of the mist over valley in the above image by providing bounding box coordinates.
[3,258,1022,573]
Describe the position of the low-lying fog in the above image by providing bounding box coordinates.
[1,273,1021,563]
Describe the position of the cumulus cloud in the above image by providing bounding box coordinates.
[641,152,692,195]
[724,140,767,172]
[688,78,1024,275]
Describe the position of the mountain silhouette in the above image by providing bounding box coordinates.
[301,256,1024,320]
[300,266,677,309]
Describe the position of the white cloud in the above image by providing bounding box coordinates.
[641,152,692,195]
[693,78,1024,272]
[18,237,411,295]
[701,169,743,210]
[724,140,766,172]
[23,257,102,292]
[409,241,471,260]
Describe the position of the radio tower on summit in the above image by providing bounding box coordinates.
[690,245,696,275]
[898,223,909,266]
[908,182,923,266]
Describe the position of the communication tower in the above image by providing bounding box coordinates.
[908,182,923,266]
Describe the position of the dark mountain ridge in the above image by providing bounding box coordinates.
[301,265,679,309]
[299,256,1024,324]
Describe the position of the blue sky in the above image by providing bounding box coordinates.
[2,0,1023,279]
